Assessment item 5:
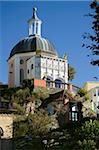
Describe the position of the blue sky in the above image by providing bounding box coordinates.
[0,1,99,87]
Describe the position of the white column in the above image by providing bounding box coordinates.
[29,24,33,36]
[34,22,36,35]
[38,22,41,36]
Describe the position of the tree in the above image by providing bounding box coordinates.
[76,120,99,149]
[13,109,54,150]
[82,0,99,66]
[68,65,76,81]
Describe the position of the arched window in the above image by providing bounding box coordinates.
[20,59,24,64]
[55,79,62,88]
[36,23,38,34]
[0,127,4,137]
[31,64,33,69]
[43,76,53,87]
[20,69,24,85]
[11,63,13,68]
[27,69,29,74]
[46,78,51,87]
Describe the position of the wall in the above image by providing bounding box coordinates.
[0,114,13,139]
[40,55,68,83]
[84,82,99,91]
[8,52,36,87]
[84,82,99,114]
[34,79,46,88]
[8,59,15,87]
[0,114,14,150]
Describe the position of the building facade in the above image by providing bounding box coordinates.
[84,82,99,115]
[8,8,68,88]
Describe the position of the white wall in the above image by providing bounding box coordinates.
[27,56,35,79]
[90,88,99,114]
[27,55,41,79]
[27,54,68,85]
[41,56,68,83]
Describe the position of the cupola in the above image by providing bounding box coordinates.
[28,7,42,36]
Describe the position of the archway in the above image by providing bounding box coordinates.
[55,79,63,88]
[42,76,53,87]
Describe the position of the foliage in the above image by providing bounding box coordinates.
[82,1,99,66]
[76,88,90,102]
[27,109,53,137]
[13,119,28,138]
[13,109,54,149]
[1,86,51,114]
[77,88,88,97]
[0,87,20,100]
[38,120,99,150]
[33,87,49,101]
[78,120,99,145]
[2,87,99,149]
[14,112,99,150]
[12,102,26,114]
[14,109,53,137]
[68,65,76,81]
[11,88,30,105]
[78,139,96,150]
[68,120,99,150]
[23,79,34,94]
[15,137,46,150]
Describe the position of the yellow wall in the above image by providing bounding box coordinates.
[84,82,99,91]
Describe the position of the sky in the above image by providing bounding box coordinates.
[0,1,99,87]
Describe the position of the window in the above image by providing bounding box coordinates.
[55,79,62,88]
[47,104,54,115]
[20,69,24,84]
[98,89,99,96]
[31,64,33,69]
[36,23,38,34]
[97,102,99,109]
[20,59,24,64]
[11,63,13,68]
[27,69,29,74]
[94,89,96,96]
[69,111,78,121]
[69,103,78,121]
[93,102,97,112]
[94,93,96,96]
[72,112,78,121]
[46,78,51,87]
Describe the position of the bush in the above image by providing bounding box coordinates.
[78,139,96,150]
[77,88,88,97]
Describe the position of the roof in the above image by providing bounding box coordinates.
[9,35,58,59]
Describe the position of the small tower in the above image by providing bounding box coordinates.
[28,7,42,36]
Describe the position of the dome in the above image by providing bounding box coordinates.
[9,35,58,58]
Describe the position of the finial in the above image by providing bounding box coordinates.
[33,7,37,19]
[64,52,67,59]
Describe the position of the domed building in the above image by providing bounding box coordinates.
[8,8,68,88]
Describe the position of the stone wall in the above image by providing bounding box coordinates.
[0,114,13,139]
